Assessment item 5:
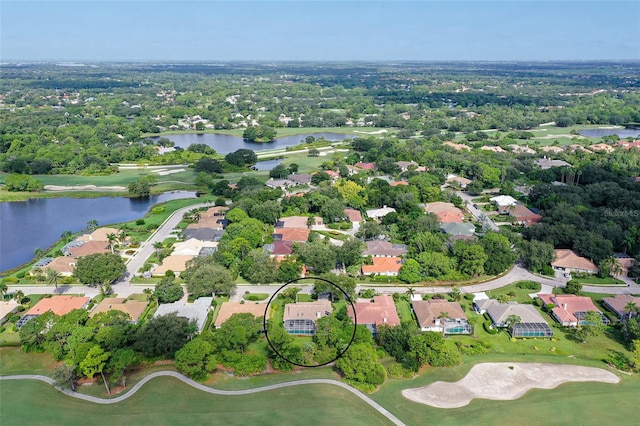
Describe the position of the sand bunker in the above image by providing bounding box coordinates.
[353,129,388,135]
[402,362,619,408]
[45,184,126,191]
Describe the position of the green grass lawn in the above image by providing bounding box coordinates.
[296,294,313,302]
[487,281,542,304]
[394,299,415,324]
[243,293,269,301]
[0,347,59,375]
[572,276,625,285]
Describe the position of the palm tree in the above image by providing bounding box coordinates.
[497,294,508,304]
[153,241,164,256]
[506,314,521,329]
[624,301,639,320]
[451,286,461,301]
[106,233,118,253]
[118,227,127,245]
[33,248,45,260]
[60,230,73,243]
[185,209,200,224]
[611,259,623,278]
[13,290,25,304]
[46,268,62,292]
[622,234,634,255]
[0,282,8,299]
[143,288,154,302]
[86,219,99,232]
[406,287,416,300]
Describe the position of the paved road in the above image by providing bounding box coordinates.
[0,372,405,425]
[455,190,500,232]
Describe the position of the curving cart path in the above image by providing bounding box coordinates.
[0,372,406,426]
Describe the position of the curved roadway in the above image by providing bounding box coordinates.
[0,372,405,426]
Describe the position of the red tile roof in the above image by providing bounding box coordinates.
[435,211,464,223]
[344,208,362,223]
[354,162,376,170]
[348,295,400,327]
[362,257,402,274]
[551,249,598,272]
[274,228,310,242]
[26,295,90,316]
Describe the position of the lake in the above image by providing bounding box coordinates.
[253,158,284,171]
[579,128,640,138]
[0,191,197,273]
[152,132,353,154]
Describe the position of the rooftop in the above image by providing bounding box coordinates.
[551,249,598,272]
[26,295,90,317]
[412,299,467,328]
[276,216,309,229]
[348,295,400,327]
[283,300,333,322]
[214,302,269,328]
[154,297,213,332]
[362,257,403,274]
[90,297,149,322]
[273,228,310,242]
[362,241,408,257]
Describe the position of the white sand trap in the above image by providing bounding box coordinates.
[353,129,388,135]
[156,168,186,176]
[402,362,619,408]
[44,184,126,191]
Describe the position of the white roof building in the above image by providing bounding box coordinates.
[489,195,518,206]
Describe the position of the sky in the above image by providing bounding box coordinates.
[1,1,639,61]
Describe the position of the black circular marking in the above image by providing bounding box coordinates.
[263,276,357,368]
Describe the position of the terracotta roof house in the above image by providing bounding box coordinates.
[443,141,472,151]
[424,202,463,214]
[509,204,542,226]
[538,294,608,327]
[395,161,418,172]
[152,255,195,277]
[536,157,572,169]
[475,299,554,338]
[551,249,598,274]
[390,181,409,187]
[288,173,313,185]
[154,297,213,332]
[362,241,408,257]
[412,299,471,334]
[440,222,475,237]
[283,300,333,335]
[346,165,361,175]
[480,145,506,153]
[0,300,20,325]
[66,241,111,257]
[76,227,121,243]
[509,145,536,154]
[435,211,464,223]
[354,162,375,170]
[202,206,228,217]
[324,170,340,180]
[34,256,77,276]
[344,208,363,223]
[446,175,472,188]
[186,216,226,230]
[276,216,309,229]
[263,241,294,256]
[614,254,637,277]
[602,295,640,319]
[565,144,592,153]
[17,295,90,328]
[540,145,565,154]
[90,297,149,323]
[366,206,397,221]
[347,295,400,337]
[589,143,615,153]
[273,228,310,242]
[214,302,269,328]
[361,257,402,276]
[615,140,640,150]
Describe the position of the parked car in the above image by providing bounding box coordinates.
[563,272,571,278]
[473,204,478,209]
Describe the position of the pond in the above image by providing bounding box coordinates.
[253,158,285,171]
[151,132,354,154]
[0,191,197,273]
[578,128,640,139]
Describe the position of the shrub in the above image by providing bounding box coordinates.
[244,293,268,301]
[0,326,5,333]
[464,293,475,301]
[456,341,489,355]
[16,306,25,312]
[152,206,166,214]
[62,277,74,284]
[545,303,556,312]
[7,313,20,323]
[2,277,19,284]
[146,223,157,231]
[16,272,25,279]
[515,280,540,290]
[136,218,146,225]
[359,289,376,299]
[483,321,498,334]
[387,363,414,378]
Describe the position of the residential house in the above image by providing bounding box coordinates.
[361,257,403,276]
[273,228,310,242]
[214,302,269,328]
[538,294,609,327]
[602,295,640,319]
[152,255,194,277]
[347,295,400,337]
[344,208,362,233]
[263,241,295,261]
[266,178,293,190]
[90,297,149,323]
[614,254,637,277]
[412,299,472,334]
[354,162,375,171]
[0,300,20,325]
[508,204,542,226]
[66,241,111,257]
[17,295,90,328]
[182,228,225,242]
[615,140,640,150]
[283,300,333,335]
[475,299,554,338]
[366,206,396,222]
[551,249,599,274]
[389,181,409,187]
[276,216,309,229]
[540,145,565,154]
[489,195,518,210]
[76,227,122,243]
[435,211,465,223]
[440,222,475,238]
[346,165,361,176]
[589,143,615,153]
[446,175,472,189]
[395,161,418,172]
[324,170,340,180]
[480,145,506,153]
[288,173,313,185]
[443,141,472,151]
[509,145,536,154]
[362,241,408,257]
[154,297,213,332]
[536,157,572,169]
[32,256,76,276]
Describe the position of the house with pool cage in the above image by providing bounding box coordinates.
[283,300,333,335]
[476,299,554,338]
[412,299,472,335]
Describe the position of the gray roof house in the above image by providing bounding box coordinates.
[475,299,553,338]
[440,222,475,237]
[154,297,213,332]
[362,241,408,257]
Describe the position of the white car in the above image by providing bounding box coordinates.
[563,273,571,278]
